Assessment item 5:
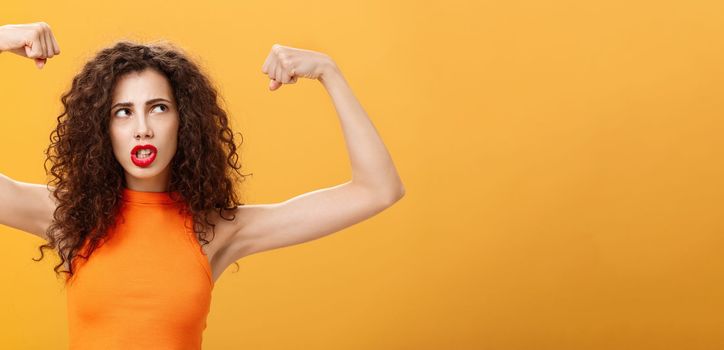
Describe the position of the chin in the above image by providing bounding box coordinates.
[124,161,169,178]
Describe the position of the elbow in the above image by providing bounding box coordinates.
[354,179,406,207]
[381,183,405,207]
[396,184,406,200]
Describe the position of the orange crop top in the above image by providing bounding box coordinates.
[65,188,214,349]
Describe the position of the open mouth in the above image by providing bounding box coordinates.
[130,144,158,167]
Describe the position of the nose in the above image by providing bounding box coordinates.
[133,116,154,140]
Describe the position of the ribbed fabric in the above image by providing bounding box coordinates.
[66,187,214,350]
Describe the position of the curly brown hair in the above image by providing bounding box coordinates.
[34,39,251,285]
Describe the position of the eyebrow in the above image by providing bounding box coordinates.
[111,98,172,110]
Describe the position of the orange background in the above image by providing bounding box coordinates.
[2,0,724,349]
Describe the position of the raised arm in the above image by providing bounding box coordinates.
[0,22,61,241]
[218,44,404,264]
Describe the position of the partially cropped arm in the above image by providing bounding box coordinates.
[0,174,56,241]
[0,23,61,240]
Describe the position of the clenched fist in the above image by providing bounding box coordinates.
[261,44,336,91]
[0,22,61,69]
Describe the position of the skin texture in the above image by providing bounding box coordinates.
[109,68,180,192]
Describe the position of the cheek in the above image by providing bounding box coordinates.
[109,125,129,159]
[166,120,180,151]
[167,136,179,157]
[109,132,122,154]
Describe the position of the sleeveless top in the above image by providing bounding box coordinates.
[65,188,215,350]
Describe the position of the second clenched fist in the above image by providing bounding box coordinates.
[0,22,61,69]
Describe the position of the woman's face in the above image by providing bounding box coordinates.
[109,68,179,192]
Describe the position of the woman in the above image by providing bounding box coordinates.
[0,22,404,348]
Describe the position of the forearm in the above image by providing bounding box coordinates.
[0,25,7,53]
[319,63,405,202]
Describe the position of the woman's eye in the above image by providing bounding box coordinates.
[115,108,130,117]
[114,104,167,117]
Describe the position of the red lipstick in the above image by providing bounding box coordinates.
[130,144,157,167]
